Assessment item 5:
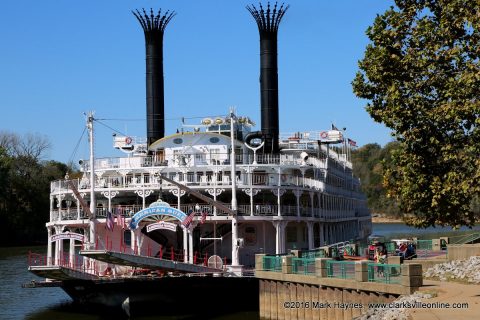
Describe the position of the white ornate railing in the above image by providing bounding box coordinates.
[78,152,337,171]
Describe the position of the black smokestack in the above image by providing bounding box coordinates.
[133,8,175,147]
[247,2,288,153]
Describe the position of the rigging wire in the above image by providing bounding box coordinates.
[67,127,87,168]
[93,113,233,138]
[96,114,229,122]
[94,119,129,137]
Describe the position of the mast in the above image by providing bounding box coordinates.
[87,112,96,248]
[230,108,239,267]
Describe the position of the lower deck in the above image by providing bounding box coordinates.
[44,216,366,273]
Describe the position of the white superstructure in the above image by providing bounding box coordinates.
[46,112,371,274]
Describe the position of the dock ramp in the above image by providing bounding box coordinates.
[28,265,99,281]
[80,250,224,274]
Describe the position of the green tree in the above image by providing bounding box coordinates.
[0,148,12,218]
[0,132,70,246]
[351,142,402,217]
[352,0,480,227]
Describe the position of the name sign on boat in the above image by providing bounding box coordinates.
[147,221,177,233]
[129,206,187,229]
[50,232,86,242]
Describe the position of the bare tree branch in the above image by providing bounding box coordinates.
[0,131,51,160]
[18,133,51,160]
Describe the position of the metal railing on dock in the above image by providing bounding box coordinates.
[367,263,402,284]
[326,260,356,279]
[292,257,316,275]
[262,256,283,272]
[416,240,432,250]
[449,232,480,244]
[300,249,326,259]
[255,253,424,296]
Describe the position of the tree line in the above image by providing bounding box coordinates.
[0,132,69,246]
[351,142,402,218]
[351,142,480,223]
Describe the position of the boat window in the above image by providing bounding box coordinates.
[210,148,221,164]
[195,153,206,164]
[286,226,297,243]
[123,230,131,246]
[244,225,257,246]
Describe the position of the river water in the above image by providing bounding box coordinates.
[371,223,480,240]
[1,223,479,319]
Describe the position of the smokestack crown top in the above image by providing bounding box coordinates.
[246,2,289,33]
[133,8,175,34]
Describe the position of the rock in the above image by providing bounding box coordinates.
[423,256,480,283]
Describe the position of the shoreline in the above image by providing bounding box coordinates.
[372,217,404,223]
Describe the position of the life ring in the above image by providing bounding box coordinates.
[320,131,328,139]
[125,137,133,145]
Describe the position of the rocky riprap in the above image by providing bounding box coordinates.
[354,292,432,320]
[423,256,480,283]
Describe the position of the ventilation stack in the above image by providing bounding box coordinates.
[133,8,175,147]
[247,2,289,153]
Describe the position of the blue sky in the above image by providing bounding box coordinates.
[0,0,394,163]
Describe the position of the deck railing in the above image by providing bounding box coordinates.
[326,260,356,279]
[52,175,330,192]
[28,251,100,276]
[28,247,223,278]
[256,254,423,296]
[58,153,362,191]
[262,255,283,272]
[50,203,300,220]
[292,257,316,275]
[50,202,361,222]
[79,153,325,171]
[416,240,432,250]
[449,232,480,244]
[367,263,402,284]
[301,249,326,259]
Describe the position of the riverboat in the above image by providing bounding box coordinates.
[26,3,372,316]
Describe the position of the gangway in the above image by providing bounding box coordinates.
[28,265,99,281]
[80,250,224,274]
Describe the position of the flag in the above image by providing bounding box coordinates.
[347,138,357,147]
[116,213,125,229]
[182,210,196,228]
[331,124,339,131]
[106,211,114,231]
[200,210,208,224]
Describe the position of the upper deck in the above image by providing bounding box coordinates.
[49,125,368,224]
[52,150,363,201]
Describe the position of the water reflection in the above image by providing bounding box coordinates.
[26,302,128,320]
[1,246,258,319]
